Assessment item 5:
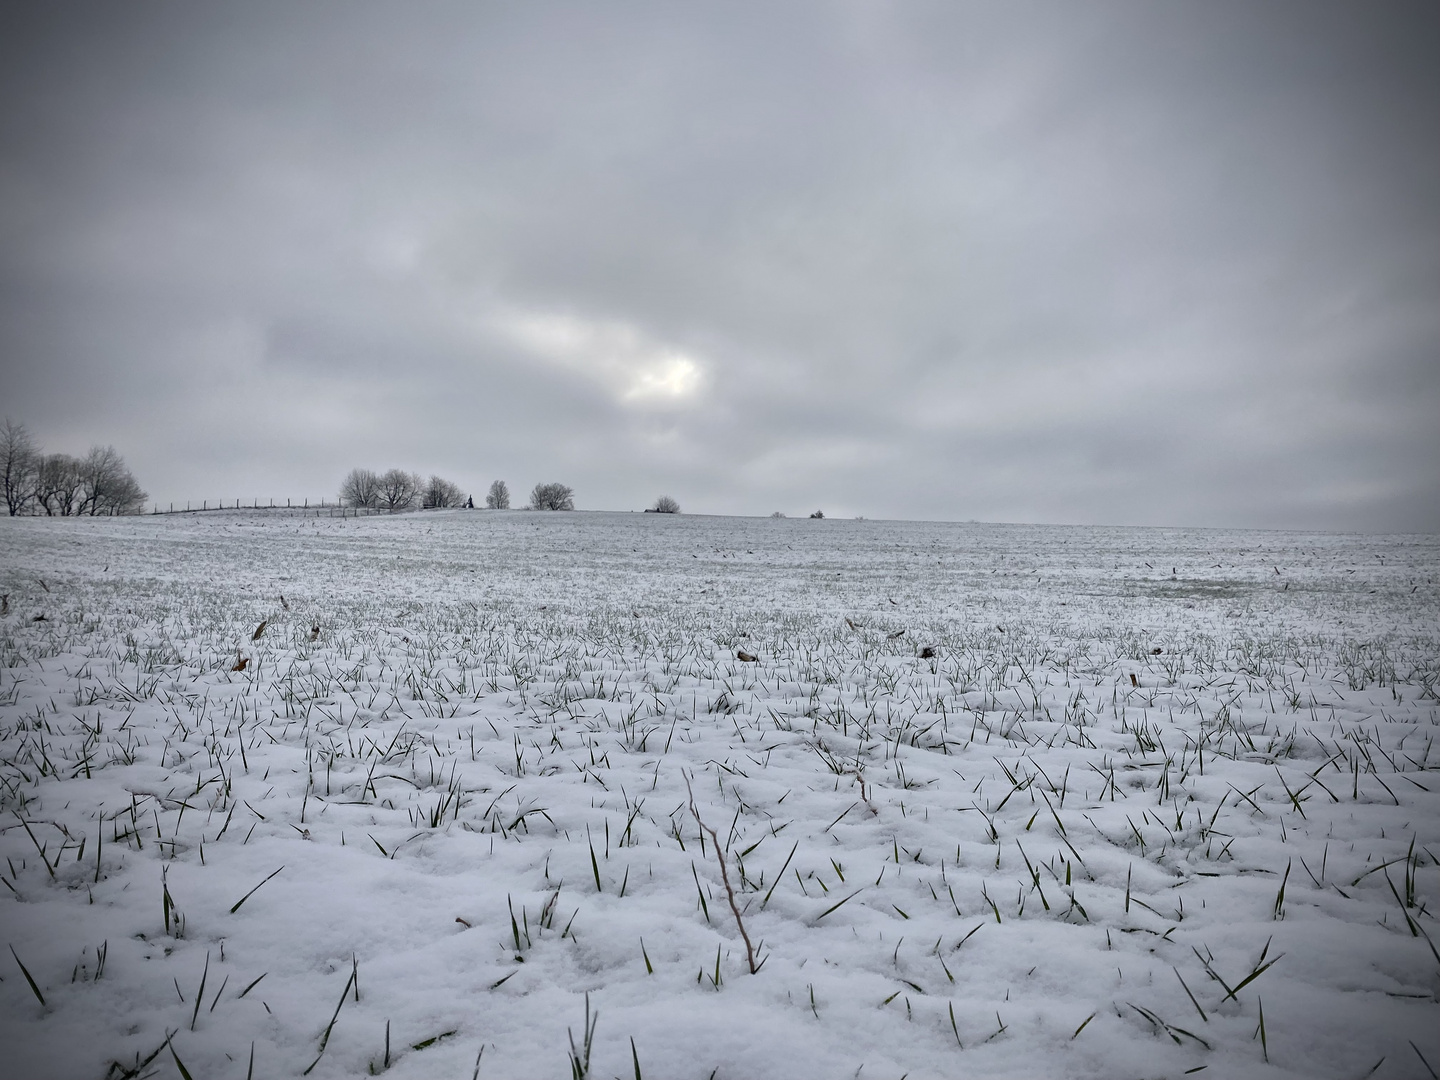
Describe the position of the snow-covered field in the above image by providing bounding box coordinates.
[1,510,1436,1080]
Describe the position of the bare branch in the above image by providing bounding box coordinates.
[686,773,759,975]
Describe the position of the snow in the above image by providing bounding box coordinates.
[1,509,1437,1080]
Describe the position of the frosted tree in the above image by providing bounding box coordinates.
[34,454,82,516]
[377,469,422,513]
[76,446,146,515]
[339,468,380,509]
[529,482,574,511]
[1,418,36,516]
[423,475,465,508]
[486,480,510,509]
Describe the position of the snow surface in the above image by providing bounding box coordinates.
[0,509,1437,1080]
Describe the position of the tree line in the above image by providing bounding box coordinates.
[1,419,146,516]
[338,470,597,513]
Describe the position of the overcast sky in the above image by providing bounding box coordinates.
[2,2,1436,530]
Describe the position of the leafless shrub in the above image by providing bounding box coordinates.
[650,495,680,514]
[486,480,510,509]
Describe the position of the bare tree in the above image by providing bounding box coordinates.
[485,480,510,509]
[529,482,574,511]
[34,454,82,516]
[1,418,36,516]
[650,495,680,514]
[422,475,465,509]
[339,468,380,509]
[76,446,146,515]
[377,469,421,513]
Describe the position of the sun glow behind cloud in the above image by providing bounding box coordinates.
[495,309,706,406]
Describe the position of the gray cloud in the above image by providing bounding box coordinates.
[2,1,1436,529]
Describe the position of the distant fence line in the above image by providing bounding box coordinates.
[150,498,384,517]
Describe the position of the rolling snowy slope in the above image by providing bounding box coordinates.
[1,511,1436,1079]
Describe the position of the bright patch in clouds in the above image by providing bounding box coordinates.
[496,309,706,405]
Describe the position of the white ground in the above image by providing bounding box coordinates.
[0,510,1436,1080]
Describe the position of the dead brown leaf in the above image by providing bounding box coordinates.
[252,620,268,641]
[736,650,758,662]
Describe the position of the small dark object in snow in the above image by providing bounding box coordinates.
[252,620,268,641]
[1129,673,1138,687]
[919,646,936,659]
[32,613,46,622]
[737,651,758,662]
[1151,647,1163,654]
[309,625,320,641]
[233,656,250,672]
[887,630,906,639]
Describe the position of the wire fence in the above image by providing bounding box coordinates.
[149,498,388,517]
